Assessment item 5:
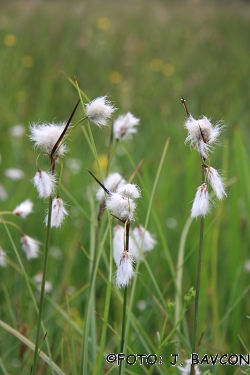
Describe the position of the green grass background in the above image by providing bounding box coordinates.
[1,0,250,374]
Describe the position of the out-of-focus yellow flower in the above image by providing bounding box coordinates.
[93,155,108,176]
[22,55,33,68]
[150,59,163,72]
[109,71,123,84]
[4,34,17,47]
[16,91,26,103]
[97,17,111,30]
[163,63,175,76]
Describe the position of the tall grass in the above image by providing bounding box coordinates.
[1,1,250,374]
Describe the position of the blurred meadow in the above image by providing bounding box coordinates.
[1,0,250,374]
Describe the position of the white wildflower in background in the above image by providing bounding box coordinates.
[33,169,56,198]
[106,192,137,221]
[191,183,210,218]
[13,199,33,218]
[4,168,25,180]
[116,250,134,288]
[204,165,227,200]
[33,272,53,293]
[45,196,68,227]
[10,124,25,137]
[0,248,7,267]
[0,183,8,200]
[184,115,222,160]
[245,260,250,272]
[96,172,126,202]
[113,112,140,141]
[178,359,201,375]
[85,96,116,127]
[21,235,40,259]
[132,225,157,253]
[65,158,82,175]
[116,183,141,199]
[29,122,67,156]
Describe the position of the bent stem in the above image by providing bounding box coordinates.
[191,218,204,360]
[32,196,52,375]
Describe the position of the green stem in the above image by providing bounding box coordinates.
[119,287,127,375]
[190,216,204,375]
[160,308,187,349]
[191,165,205,375]
[32,196,52,375]
[119,220,130,375]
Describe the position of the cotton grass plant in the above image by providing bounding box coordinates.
[82,90,160,374]
[181,97,227,375]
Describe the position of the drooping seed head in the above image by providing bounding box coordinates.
[33,169,56,198]
[13,199,33,218]
[21,234,40,259]
[113,112,140,141]
[191,182,210,218]
[115,250,134,288]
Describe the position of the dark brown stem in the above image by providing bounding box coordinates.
[51,99,80,158]
[124,220,130,252]
[181,96,190,117]
[87,169,110,195]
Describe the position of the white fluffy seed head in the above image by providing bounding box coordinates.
[10,124,25,137]
[191,183,210,218]
[177,359,201,375]
[132,225,157,253]
[184,115,222,159]
[115,250,134,288]
[113,225,156,265]
[13,199,33,218]
[33,169,56,198]
[4,168,25,180]
[205,166,227,200]
[116,183,141,199]
[0,183,8,201]
[106,192,136,221]
[21,235,40,260]
[112,225,139,266]
[33,272,53,293]
[96,172,126,202]
[29,122,67,156]
[85,96,116,127]
[113,112,140,141]
[45,197,68,228]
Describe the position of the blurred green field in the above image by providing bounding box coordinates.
[1,0,250,374]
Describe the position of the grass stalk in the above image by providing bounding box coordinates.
[32,196,52,375]
[119,219,130,375]
[190,162,206,375]
[1,216,55,374]
[175,216,193,338]
[93,212,113,375]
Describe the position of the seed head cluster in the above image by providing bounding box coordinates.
[183,107,227,218]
